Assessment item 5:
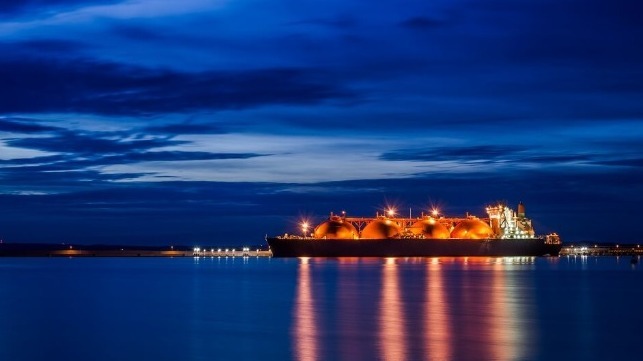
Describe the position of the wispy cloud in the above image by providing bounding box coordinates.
[0,57,353,115]
[0,117,61,133]
[594,158,643,168]
[380,145,528,162]
[143,122,228,135]
[5,131,187,154]
[0,0,226,33]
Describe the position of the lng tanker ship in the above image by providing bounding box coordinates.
[267,202,562,257]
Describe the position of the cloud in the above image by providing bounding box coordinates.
[0,166,149,189]
[379,145,610,168]
[110,23,167,41]
[0,0,224,28]
[0,151,267,168]
[104,151,267,162]
[594,158,643,168]
[1,123,268,176]
[380,145,528,162]
[1,123,271,189]
[0,117,61,133]
[0,155,67,166]
[521,154,593,164]
[144,122,227,135]
[1,39,87,54]
[5,130,187,154]
[0,57,353,115]
[379,145,607,169]
[0,0,116,18]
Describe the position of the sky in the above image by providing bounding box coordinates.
[1,0,642,246]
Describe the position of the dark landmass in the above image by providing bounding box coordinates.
[0,243,271,257]
[560,243,642,256]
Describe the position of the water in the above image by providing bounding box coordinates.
[0,256,641,361]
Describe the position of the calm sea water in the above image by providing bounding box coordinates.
[0,256,641,361]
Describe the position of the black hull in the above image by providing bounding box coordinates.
[267,237,562,257]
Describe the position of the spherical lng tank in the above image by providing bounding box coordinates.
[409,218,450,239]
[450,218,494,239]
[313,217,358,239]
[360,219,401,239]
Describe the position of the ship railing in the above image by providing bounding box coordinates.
[277,234,314,240]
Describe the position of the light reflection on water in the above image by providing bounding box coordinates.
[379,258,406,361]
[489,262,525,361]
[292,257,537,361]
[293,258,317,361]
[424,259,450,360]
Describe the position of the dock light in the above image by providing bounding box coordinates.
[194,247,201,252]
[301,221,309,235]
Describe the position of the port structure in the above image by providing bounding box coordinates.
[192,247,271,257]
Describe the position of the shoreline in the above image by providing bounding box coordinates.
[0,243,272,257]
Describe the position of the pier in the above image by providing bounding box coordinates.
[192,247,272,258]
[560,243,642,256]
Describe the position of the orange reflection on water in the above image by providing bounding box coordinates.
[425,259,451,360]
[489,261,528,361]
[488,262,510,361]
[379,258,407,361]
[294,257,318,361]
[291,257,531,361]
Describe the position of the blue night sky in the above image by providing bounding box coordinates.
[0,0,642,245]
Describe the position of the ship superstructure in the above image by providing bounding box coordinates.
[487,202,534,239]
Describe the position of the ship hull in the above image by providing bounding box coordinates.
[267,237,562,257]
